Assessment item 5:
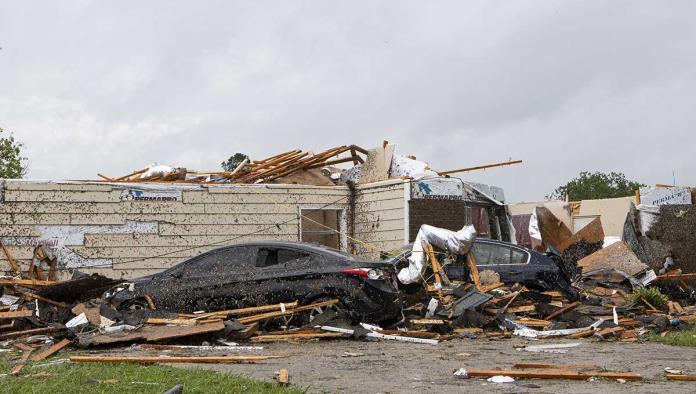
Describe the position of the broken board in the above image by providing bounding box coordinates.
[557,217,604,252]
[79,321,225,346]
[358,143,395,184]
[577,241,648,277]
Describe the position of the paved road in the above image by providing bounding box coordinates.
[175,337,696,393]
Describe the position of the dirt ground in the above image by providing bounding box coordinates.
[174,337,696,393]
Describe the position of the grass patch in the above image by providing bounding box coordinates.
[1,351,302,394]
[647,327,696,347]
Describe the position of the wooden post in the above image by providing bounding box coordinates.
[467,253,481,291]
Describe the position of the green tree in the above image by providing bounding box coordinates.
[221,153,249,172]
[548,171,645,201]
[0,128,27,179]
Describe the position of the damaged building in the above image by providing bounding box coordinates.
[0,144,512,279]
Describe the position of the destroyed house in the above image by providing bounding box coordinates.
[0,177,509,279]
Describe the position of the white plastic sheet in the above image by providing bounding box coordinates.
[141,164,176,179]
[389,155,437,180]
[397,224,477,284]
[528,208,541,240]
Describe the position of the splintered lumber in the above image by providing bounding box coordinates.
[466,254,481,291]
[594,326,624,339]
[410,319,446,325]
[69,355,287,364]
[513,363,598,370]
[180,301,300,320]
[0,326,60,340]
[30,338,71,362]
[655,273,696,281]
[146,318,200,326]
[0,309,33,320]
[237,300,338,324]
[480,283,504,293]
[544,301,581,320]
[500,292,519,314]
[251,333,343,342]
[278,368,290,386]
[19,291,67,308]
[424,244,446,297]
[376,330,439,338]
[10,347,34,375]
[0,240,21,274]
[505,305,536,314]
[666,374,696,381]
[514,318,551,329]
[0,278,54,286]
[82,320,226,346]
[460,368,641,381]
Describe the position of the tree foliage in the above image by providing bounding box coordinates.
[221,153,249,172]
[0,128,27,179]
[548,171,645,201]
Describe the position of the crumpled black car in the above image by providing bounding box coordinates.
[106,241,402,324]
[391,238,574,294]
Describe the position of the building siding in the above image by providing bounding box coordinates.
[0,180,412,278]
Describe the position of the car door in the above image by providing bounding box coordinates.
[472,241,530,284]
[252,246,313,304]
[154,246,257,311]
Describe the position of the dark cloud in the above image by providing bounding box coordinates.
[1,1,694,201]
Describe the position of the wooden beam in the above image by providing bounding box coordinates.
[180,302,301,321]
[0,240,21,275]
[251,333,343,342]
[20,291,67,308]
[655,273,696,281]
[10,347,35,375]
[460,368,641,381]
[69,355,287,364]
[544,301,581,320]
[466,253,481,291]
[666,374,696,381]
[410,319,446,325]
[0,326,60,340]
[437,160,523,176]
[0,278,54,286]
[278,368,290,386]
[237,300,338,324]
[0,309,33,320]
[30,338,71,362]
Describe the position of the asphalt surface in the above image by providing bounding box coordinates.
[171,337,696,393]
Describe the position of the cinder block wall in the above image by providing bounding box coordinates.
[0,179,409,279]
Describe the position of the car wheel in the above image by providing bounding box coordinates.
[300,296,346,326]
[123,298,149,311]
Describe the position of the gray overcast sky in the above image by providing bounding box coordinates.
[1,1,694,202]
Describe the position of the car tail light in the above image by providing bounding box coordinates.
[342,268,389,280]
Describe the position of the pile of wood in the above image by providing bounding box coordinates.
[97,145,368,185]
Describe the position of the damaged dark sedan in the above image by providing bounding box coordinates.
[391,238,574,294]
[106,241,402,324]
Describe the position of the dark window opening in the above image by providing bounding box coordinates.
[301,209,342,249]
[256,248,309,267]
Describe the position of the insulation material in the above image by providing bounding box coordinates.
[389,155,437,179]
[528,209,541,241]
[397,224,477,284]
[140,164,176,179]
